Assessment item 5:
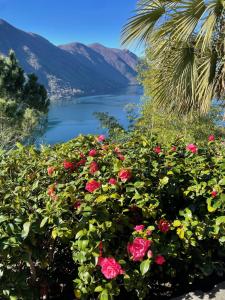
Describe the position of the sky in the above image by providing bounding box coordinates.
[0,0,144,55]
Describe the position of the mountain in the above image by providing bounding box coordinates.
[0,19,138,99]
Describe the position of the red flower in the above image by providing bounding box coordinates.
[127,237,152,261]
[63,160,75,171]
[85,180,101,193]
[211,190,218,198]
[74,200,81,209]
[117,153,125,161]
[47,166,55,176]
[76,159,86,168]
[97,135,105,142]
[109,178,117,185]
[171,146,177,152]
[89,161,99,174]
[98,257,124,279]
[186,144,198,154]
[154,146,161,154]
[158,219,170,233]
[89,149,97,157]
[47,184,57,201]
[208,135,215,142]
[134,225,145,232]
[155,255,166,265]
[118,169,132,182]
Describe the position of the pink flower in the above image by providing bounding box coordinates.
[146,229,152,236]
[208,135,215,142]
[158,219,170,233]
[147,250,153,259]
[47,166,55,176]
[154,146,161,154]
[89,149,97,157]
[118,169,132,182]
[211,190,218,198]
[186,144,198,154]
[117,153,125,161]
[85,180,101,193]
[89,161,99,174]
[127,237,152,261]
[109,178,117,185]
[134,225,145,232]
[98,257,124,279]
[155,255,166,265]
[97,135,105,142]
[63,160,75,171]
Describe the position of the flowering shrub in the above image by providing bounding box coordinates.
[0,132,225,299]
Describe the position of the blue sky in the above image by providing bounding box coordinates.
[0,0,144,55]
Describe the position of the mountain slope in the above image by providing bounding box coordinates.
[0,19,138,99]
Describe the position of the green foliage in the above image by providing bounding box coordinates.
[137,102,225,144]
[1,132,225,299]
[0,50,49,148]
[122,0,225,115]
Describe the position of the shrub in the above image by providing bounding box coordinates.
[1,132,225,299]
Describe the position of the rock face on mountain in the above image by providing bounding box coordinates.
[0,19,138,99]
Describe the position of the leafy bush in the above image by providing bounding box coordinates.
[1,131,225,299]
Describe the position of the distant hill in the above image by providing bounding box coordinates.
[0,19,138,99]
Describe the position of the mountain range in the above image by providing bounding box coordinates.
[0,19,138,99]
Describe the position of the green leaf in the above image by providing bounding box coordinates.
[140,259,150,275]
[216,216,225,226]
[40,217,48,228]
[21,222,31,239]
[160,176,169,186]
[94,286,103,292]
[100,289,108,300]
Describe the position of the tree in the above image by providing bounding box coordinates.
[0,50,49,148]
[122,0,225,115]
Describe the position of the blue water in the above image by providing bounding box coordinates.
[38,86,143,145]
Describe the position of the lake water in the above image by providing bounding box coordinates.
[38,85,143,145]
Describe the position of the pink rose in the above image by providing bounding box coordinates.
[127,237,152,261]
[89,149,97,157]
[98,257,124,279]
[134,225,145,232]
[63,160,75,171]
[211,190,217,198]
[85,180,101,193]
[154,146,161,154]
[186,144,198,154]
[155,255,166,265]
[47,166,55,176]
[109,178,117,185]
[208,135,215,142]
[158,219,170,233]
[89,161,99,174]
[97,135,105,142]
[118,169,132,182]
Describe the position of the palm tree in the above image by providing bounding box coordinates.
[122,0,225,115]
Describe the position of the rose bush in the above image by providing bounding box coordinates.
[0,132,225,299]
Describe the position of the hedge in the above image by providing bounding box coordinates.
[0,132,225,299]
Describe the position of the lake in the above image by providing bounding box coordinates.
[37,85,143,145]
